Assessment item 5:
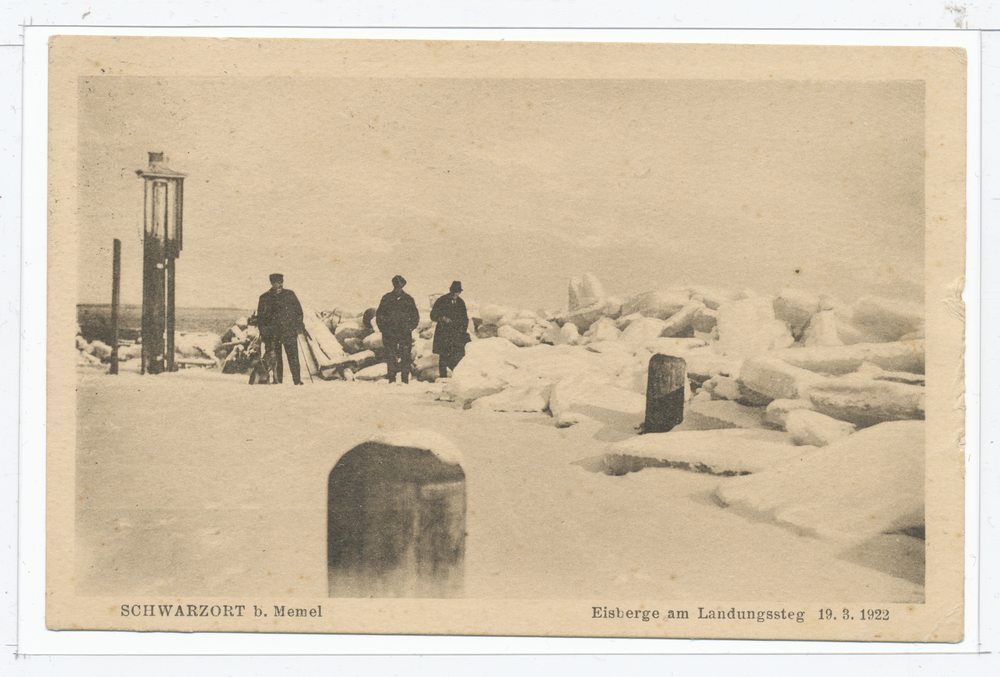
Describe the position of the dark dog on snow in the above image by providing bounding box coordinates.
[248,347,279,385]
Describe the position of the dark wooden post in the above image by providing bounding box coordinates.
[328,441,466,598]
[109,239,121,375]
[165,257,176,372]
[141,232,165,375]
[643,354,687,433]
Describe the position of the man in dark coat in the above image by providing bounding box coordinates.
[431,281,470,379]
[376,275,420,384]
[255,273,305,385]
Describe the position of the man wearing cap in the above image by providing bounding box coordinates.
[376,275,420,384]
[255,273,305,385]
[431,281,470,379]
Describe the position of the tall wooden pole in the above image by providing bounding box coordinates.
[109,239,121,375]
[137,152,185,375]
[166,257,176,372]
[141,234,165,375]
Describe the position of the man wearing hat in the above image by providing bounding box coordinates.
[376,275,420,384]
[430,281,470,379]
[255,273,305,385]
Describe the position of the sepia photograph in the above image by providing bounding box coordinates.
[45,37,966,640]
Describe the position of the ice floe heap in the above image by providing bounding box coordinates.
[75,324,220,369]
[447,273,927,563]
[434,273,924,438]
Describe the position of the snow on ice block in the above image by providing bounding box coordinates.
[502,316,542,336]
[542,321,580,346]
[615,312,644,331]
[691,306,718,333]
[413,352,440,373]
[321,350,380,379]
[334,320,365,341]
[497,324,538,347]
[687,285,734,311]
[78,350,102,366]
[443,337,517,401]
[446,373,507,402]
[801,310,844,347]
[362,332,384,351]
[478,304,515,326]
[682,348,740,382]
[717,297,794,359]
[660,300,704,338]
[568,272,607,311]
[354,363,388,381]
[703,375,772,406]
[704,375,742,401]
[674,399,766,431]
[854,362,925,385]
[607,428,806,475]
[620,290,691,320]
[785,409,856,447]
[770,341,925,376]
[714,421,924,544]
[303,308,347,363]
[174,332,221,359]
[471,381,552,413]
[368,429,464,466]
[739,356,826,401]
[849,296,924,342]
[90,339,113,360]
[602,297,623,320]
[807,374,925,428]
[585,319,621,344]
[621,316,668,349]
[555,411,585,428]
[552,302,608,333]
[831,310,880,345]
[764,398,815,428]
[772,287,820,337]
[645,337,708,357]
[549,376,647,424]
[476,323,499,339]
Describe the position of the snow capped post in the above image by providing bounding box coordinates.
[135,152,186,374]
[327,431,466,598]
[643,354,687,433]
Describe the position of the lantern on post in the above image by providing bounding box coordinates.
[136,152,186,374]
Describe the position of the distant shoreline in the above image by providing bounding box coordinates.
[77,304,253,341]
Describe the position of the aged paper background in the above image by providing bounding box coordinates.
[46,37,966,640]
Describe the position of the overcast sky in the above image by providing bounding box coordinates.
[76,76,924,313]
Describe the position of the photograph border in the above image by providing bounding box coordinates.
[19,25,973,656]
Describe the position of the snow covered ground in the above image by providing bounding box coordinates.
[74,365,923,603]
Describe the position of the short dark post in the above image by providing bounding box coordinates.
[643,354,686,433]
[328,441,466,598]
[109,239,121,375]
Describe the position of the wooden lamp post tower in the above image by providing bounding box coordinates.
[136,152,186,374]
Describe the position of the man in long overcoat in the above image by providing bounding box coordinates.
[430,280,470,379]
[376,275,420,384]
[255,273,305,385]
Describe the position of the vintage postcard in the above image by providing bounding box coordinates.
[46,37,966,640]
